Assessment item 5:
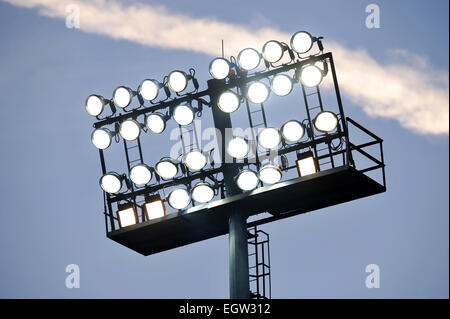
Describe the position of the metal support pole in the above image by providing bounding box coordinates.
[208,79,250,299]
[229,209,250,299]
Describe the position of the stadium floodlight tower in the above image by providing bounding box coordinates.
[85,30,386,299]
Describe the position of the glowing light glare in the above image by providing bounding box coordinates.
[184,150,207,171]
[247,82,270,104]
[91,128,112,150]
[271,74,293,96]
[218,90,240,113]
[168,71,188,93]
[209,58,230,80]
[168,188,191,210]
[258,165,282,184]
[113,86,133,108]
[237,48,261,71]
[296,153,317,177]
[146,113,166,134]
[227,137,249,159]
[85,95,105,116]
[191,182,214,203]
[118,207,138,228]
[262,40,284,63]
[290,31,313,54]
[144,197,165,220]
[130,164,152,186]
[155,159,178,179]
[119,119,141,141]
[173,104,194,126]
[258,127,281,149]
[281,120,305,142]
[236,169,259,191]
[314,111,339,133]
[139,79,159,101]
[300,65,323,87]
[100,173,122,194]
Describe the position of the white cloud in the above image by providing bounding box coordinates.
[3,0,449,135]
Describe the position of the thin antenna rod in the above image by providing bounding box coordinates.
[221,39,224,58]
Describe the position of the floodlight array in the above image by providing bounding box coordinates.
[87,30,348,230]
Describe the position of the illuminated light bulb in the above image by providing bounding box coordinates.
[139,79,160,101]
[168,188,191,210]
[91,128,112,150]
[313,111,338,133]
[247,81,270,104]
[129,164,152,186]
[257,127,281,149]
[218,90,240,113]
[227,137,249,159]
[237,48,261,71]
[113,86,133,108]
[299,65,323,87]
[146,113,166,134]
[262,40,284,63]
[290,31,313,54]
[209,58,231,80]
[119,119,141,141]
[191,182,214,203]
[173,104,194,126]
[236,169,259,191]
[281,120,305,142]
[271,74,293,96]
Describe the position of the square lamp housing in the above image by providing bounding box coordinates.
[144,195,166,221]
[296,151,318,177]
[117,205,138,228]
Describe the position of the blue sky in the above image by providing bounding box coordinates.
[0,0,448,298]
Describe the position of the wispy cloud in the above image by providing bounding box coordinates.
[3,0,449,135]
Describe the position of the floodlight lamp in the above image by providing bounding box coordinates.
[313,111,338,133]
[258,127,281,149]
[299,65,323,87]
[113,86,134,108]
[237,48,261,71]
[236,169,259,191]
[247,81,270,104]
[117,204,138,228]
[296,151,318,177]
[227,137,249,159]
[139,79,160,101]
[155,158,178,179]
[290,31,314,54]
[209,58,231,80]
[168,188,191,210]
[144,195,166,221]
[100,172,123,194]
[145,113,166,134]
[271,74,293,96]
[119,119,141,141]
[184,150,207,171]
[281,120,305,143]
[85,94,107,117]
[91,128,113,150]
[218,90,240,113]
[167,70,189,93]
[173,103,194,126]
[129,163,152,186]
[262,40,285,63]
[191,182,214,203]
[258,164,282,184]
